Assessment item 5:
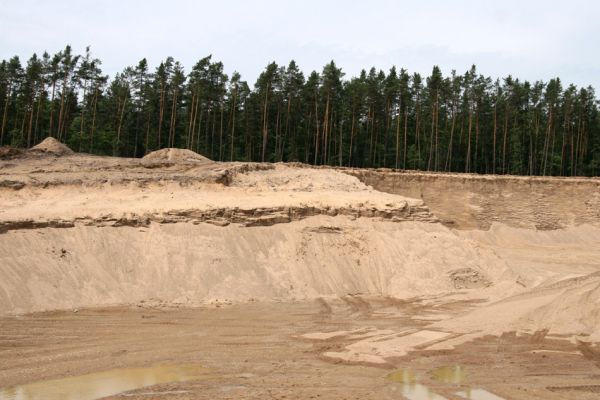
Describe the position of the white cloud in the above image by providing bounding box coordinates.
[1,0,599,88]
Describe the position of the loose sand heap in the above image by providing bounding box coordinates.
[29,136,74,155]
[142,147,212,163]
[1,139,600,392]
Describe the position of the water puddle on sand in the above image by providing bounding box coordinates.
[387,367,505,400]
[431,365,466,384]
[387,370,448,400]
[0,363,210,400]
[456,388,506,400]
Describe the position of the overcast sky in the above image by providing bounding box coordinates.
[2,0,600,89]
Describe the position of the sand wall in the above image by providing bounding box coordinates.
[2,154,600,341]
[0,218,517,315]
[345,169,600,230]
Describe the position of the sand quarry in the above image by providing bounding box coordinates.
[1,137,600,399]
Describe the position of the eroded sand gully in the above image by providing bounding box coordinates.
[1,142,600,399]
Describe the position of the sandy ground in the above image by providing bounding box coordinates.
[1,141,600,399]
[1,300,600,400]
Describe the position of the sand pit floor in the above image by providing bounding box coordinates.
[1,298,599,400]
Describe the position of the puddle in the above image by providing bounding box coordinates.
[387,367,505,400]
[456,388,505,400]
[431,365,466,384]
[387,369,418,384]
[387,370,448,400]
[0,363,210,400]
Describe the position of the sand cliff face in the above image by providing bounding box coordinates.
[0,219,519,315]
[0,161,437,233]
[346,169,600,230]
[1,148,600,342]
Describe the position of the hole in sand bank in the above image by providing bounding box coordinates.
[0,363,210,400]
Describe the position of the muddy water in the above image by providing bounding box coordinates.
[0,364,210,400]
[456,388,506,400]
[431,365,466,384]
[387,369,447,400]
[387,367,505,400]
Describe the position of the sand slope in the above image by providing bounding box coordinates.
[0,218,519,314]
[1,142,600,348]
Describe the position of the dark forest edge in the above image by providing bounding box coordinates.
[1,45,599,176]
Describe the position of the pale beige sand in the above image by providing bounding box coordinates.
[29,137,74,155]
[0,218,520,315]
[1,143,599,368]
[0,168,424,223]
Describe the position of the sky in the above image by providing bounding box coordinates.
[2,0,600,89]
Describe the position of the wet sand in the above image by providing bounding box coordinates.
[1,299,599,400]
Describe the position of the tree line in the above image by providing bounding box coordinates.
[1,45,599,176]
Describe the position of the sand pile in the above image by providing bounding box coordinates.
[430,224,600,341]
[433,272,600,342]
[232,164,368,192]
[305,269,600,364]
[29,137,74,155]
[142,148,211,163]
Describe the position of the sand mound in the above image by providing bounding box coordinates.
[232,164,369,192]
[142,148,211,163]
[435,272,600,342]
[29,137,74,155]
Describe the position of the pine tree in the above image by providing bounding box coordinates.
[1,46,599,177]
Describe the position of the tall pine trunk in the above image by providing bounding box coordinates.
[229,88,237,161]
[261,84,270,162]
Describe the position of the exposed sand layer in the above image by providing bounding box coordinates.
[1,143,600,398]
[0,218,522,315]
[347,168,600,230]
[0,163,435,232]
